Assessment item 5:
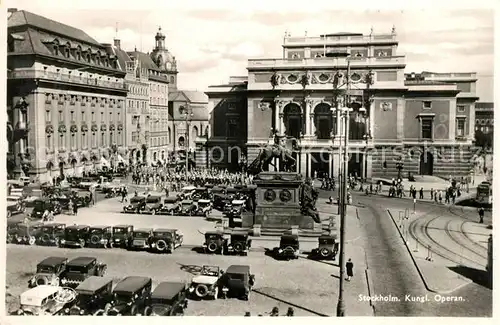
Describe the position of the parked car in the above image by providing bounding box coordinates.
[224,230,252,256]
[123,196,146,213]
[6,220,23,243]
[77,178,98,190]
[72,189,92,207]
[177,186,196,200]
[310,235,339,260]
[273,235,300,260]
[15,285,73,315]
[60,256,107,288]
[228,199,246,216]
[188,265,223,300]
[28,256,68,288]
[129,228,153,251]
[179,199,197,216]
[143,195,163,215]
[37,223,66,246]
[106,276,152,316]
[112,224,134,248]
[150,228,183,253]
[64,276,114,315]
[147,282,188,316]
[12,221,43,245]
[31,198,61,219]
[203,231,228,255]
[87,226,113,248]
[220,265,255,300]
[7,195,26,218]
[193,199,212,217]
[191,187,209,201]
[60,225,90,248]
[159,196,181,215]
[213,194,231,211]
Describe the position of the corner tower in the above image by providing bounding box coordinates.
[150,26,178,90]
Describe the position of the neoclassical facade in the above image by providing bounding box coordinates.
[206,30,477,178]
[7,9,127,180]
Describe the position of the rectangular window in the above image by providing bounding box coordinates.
[457,118,466,137]
[423,101,432,110]
[81,111,85,122]
[101,132,105,147]
[71,134,76,149]
[101,112,104,122]
[45,110,51,123]
[457,105,466,113]
[456,83,471,93]
[70,111,74,121]
[58,135,64,148]
[227,118,238,137]
[109,132,113,145]
[82,133,86,148]
[91,112,95,122]
[58,111,63,122]
[421,119,433,139]
[47,135,52,150]
[92,133,97,148]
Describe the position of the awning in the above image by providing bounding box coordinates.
[100,157,111,168]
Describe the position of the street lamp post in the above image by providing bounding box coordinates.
[180,105,193,175]
[326,51,352,317]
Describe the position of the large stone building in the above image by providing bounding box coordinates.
[7,9,128,180]
[206,29,478,178]
[474,102,494,149]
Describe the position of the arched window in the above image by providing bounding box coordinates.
[178,136,185,147]
[192,126,198,140]
[170,76,174,84]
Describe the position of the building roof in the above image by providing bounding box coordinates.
[320,32,363,37]
[170,90,208,103]
[476,102,494,109]
[404,80,451,86]
[102,43,131,72]
[127,50,161,72]
[8,10,101,46]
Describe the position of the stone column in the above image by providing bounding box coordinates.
[328,153,333,177]
[304,97,312,135]
[306,153,311,178]
[279,113,285,134]
[366,154,373,178]
[300,151,307,175]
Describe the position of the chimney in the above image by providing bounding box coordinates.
[8,8,18,13]
[114,38,121,49]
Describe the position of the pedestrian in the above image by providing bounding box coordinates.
[346,258,354,281]
[430,188,434,200]
[438,191,442,204]
[73,199,78,216]
[68,200,74,216]
[89,191,93,206]
[244,312,251,317]
[478,207,485,224]
[270,307,279,316]
[286,307,295,316]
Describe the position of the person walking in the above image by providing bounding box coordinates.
[346,258,354,281]
[478,207,485,224]
[68,199,74,216]
[419,187,424,200]
[73,199,78,216]
[286,307,295,316]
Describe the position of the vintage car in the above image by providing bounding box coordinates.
[191,187,209,201]
[150,228,183,253]
[72,189,92,207]
[106,276,152,316]
[203,231,228,255]
[60,256,107,288]
[28,256,68,288]
[228,199,246,216]
[100,180,122,195]
[76,177,99,190]
[188,265,224,300]
[15,285,76,315]
[37,223,66,246]
[224,230,252,256]
[177,186,196,200]
[147,282,188,316]
[143,195,163,215]
[273,235,300,260]
[60,225,90,248]
[213,194,231,211]
[220,265,255,300]
[31,198,61,219]
[6,220,23,243]
[159,196,181,215]
[178,199,197,216]
[310,235,339,260]
[7,195,26,218]
[87,226,113,248]
[112,224,134,248]
[12,221,43,245]
[193,199,212,217]
[123,196,146,213]
[129,228,154,251]
[64,276,114,315]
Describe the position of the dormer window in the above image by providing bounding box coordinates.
[355,52,363,57]
[423,101,432,110]
[315,53,323,58]
[65,48,70,58]
[54,45,59,56]
[378,51,388,57]
[292,53,300,59]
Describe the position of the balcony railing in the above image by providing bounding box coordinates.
[248,56,406,69]
[8,69,127,91]
[284,34,397,46]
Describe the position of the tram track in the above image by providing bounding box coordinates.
[443,219,487,266]
[448,206,490,254]
[408,212,484,269]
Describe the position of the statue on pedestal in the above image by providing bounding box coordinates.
[248,129,298,174]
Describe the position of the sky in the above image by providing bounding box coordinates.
[5,0,495,101]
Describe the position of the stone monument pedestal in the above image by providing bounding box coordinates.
[242,172,322,236]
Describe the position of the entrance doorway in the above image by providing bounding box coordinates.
[348,152,363,179]
[311,152,330,178]
[284,103,302,138]
[419,152,434,175]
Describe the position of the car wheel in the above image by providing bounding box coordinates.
[7,211,11,219]
[143,306,152,316]
[28,236,36,246]
[79,239,86,248]
[151,209,156,215]
[108,241,114,249]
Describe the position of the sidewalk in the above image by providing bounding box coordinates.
[386,208,473,294]
[316,201,374,316]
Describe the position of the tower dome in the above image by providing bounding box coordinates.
[150,26,177,73]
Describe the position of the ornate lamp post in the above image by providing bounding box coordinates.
[179,105,193,175]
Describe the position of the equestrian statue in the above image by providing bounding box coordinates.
[248,129,298,174]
